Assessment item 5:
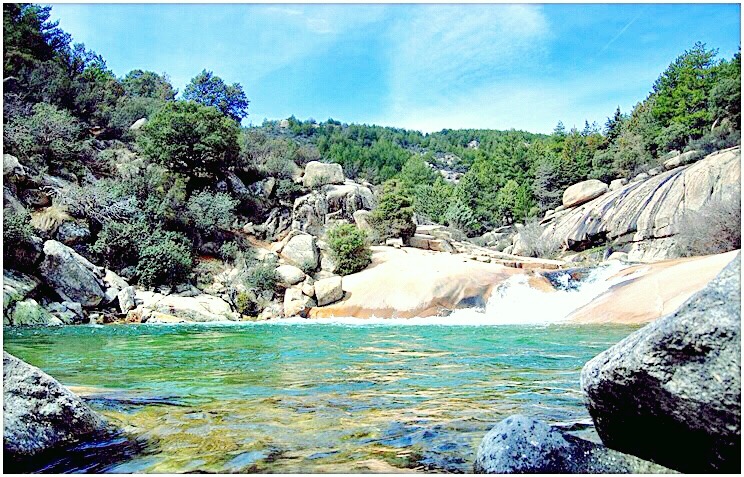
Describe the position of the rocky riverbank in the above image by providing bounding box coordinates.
[475,254,741,473]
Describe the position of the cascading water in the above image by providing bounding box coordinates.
[272,261,643,326]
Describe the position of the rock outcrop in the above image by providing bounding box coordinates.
[541,147,741,261]
[38,240,106,308]
[302,161,344,188]
[3,352,108,463]
[581,254,741,473]
[562,179,609,208]
[292,180,375,236]
[275,264,306,286]
[283,287,316,317]
[281,233,319,271]
[474,415,670,473]
[135,291,238,323]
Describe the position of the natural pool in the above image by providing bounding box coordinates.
[3,322,638,473]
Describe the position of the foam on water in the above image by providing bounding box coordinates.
[270,261,641,326]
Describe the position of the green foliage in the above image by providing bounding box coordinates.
[495,180,535,224]
[3,208,34,254]
[185,190,238,235]
[4,102,90,173]
[244,261,278,293]
[138,100,240,177]
[91,219,150,270]
[3,3,70,77]
[327,223,372,275]
[219,241,241,262]
[412,177,454,224]
[183,69,249,121]
[370,181,417,241]
[121,69,177,100]
[108,96,166,138]
[444,194,478,235]
[135,230,194,287]
[651,42,718,143]
[235,291,255,315]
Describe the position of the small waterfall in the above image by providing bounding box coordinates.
[445,261,637,325]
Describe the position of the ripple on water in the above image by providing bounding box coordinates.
[3,322,639,473]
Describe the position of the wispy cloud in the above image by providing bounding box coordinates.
[384,5,550,124]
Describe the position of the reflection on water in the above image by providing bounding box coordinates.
[3,322,637,473]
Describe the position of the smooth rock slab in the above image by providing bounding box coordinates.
[3,352,107,462]
[474,415,671,473]
[302,161,344,188]
[581,254,741,473]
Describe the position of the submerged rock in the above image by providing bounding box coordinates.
[474,415,671,473]
[581,254,741,473]
[3,352,108,463]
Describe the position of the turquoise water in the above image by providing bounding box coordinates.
[3,322,637,473]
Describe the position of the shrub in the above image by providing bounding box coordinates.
[219,241,240,262]
[3,102,91,174]
[327,223,372,275]
[675,187,740,257]
[262,153,298,179]
[234,291,257,315]
[3,208,34,253]
[369,180,417,242]
[516,220,562,258]
[185,190,238,235]
[135,230,194,287]
[91,219,150,270]
[244,261,278,293]
[57,180,141,226]
[137,100,240,178]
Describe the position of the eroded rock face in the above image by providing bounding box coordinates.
[39,241,105,308]
[292,181,376,236]
[541,147,741,261]
[137,291,238,322]
[3,352,108,462]
[474,415,669,473]
[302,161,344,188]
[581,254,741,473]
[562,179,609,208]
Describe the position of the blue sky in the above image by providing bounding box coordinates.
[48,3,740,133]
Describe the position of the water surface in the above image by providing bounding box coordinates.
[4,322,637,473]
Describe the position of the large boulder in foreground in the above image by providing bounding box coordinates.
[581,253,741,473]
[474,415,670,473]
[302,161,344,188]
[38,240,105,308]
[3,352,108,462]
[562,179,608,208]
[314,275,343,306]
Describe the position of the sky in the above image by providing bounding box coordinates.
[48,3,741,134]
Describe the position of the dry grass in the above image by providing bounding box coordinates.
[676,186,741,257]
[30,205,71,235]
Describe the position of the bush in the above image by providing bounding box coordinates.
[91,219,150,270]
[137,100,240,178]
[219,241,241,262]
[244,261,278,293]
[516,220,562,258]
[185,190,238,235]
[676,187,740,257]
[369,181,417,242]
[327,223,372,275]
[3,208,34,253]
[3,102,91,174]
[135,230,194,287]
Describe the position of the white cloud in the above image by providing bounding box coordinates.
[385,5,551,118]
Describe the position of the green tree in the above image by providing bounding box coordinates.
[370,180,417,241]
[122,69,177,100]
[3,3,70,77]
[138,100,240,178]
[651,42,719,145]
[327,223,372,275]
[183,69,249,121]
[185,190,238,235]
